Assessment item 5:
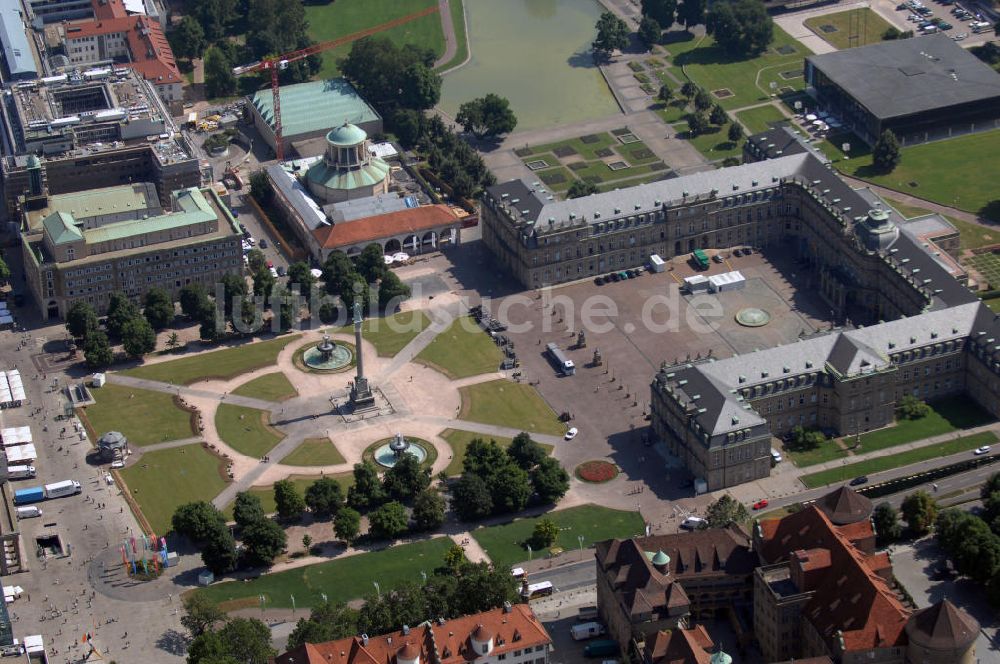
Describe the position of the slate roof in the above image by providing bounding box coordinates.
[905,599,979,651]
[816,486,873,525]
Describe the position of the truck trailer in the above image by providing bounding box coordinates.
[545,343,576,376]
[13,487,44,505]
[13,480,81,504]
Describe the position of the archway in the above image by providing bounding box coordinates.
[384,238,402,254]
[421,231,437,248]
[346,246,361,256]
[403,235,419,252]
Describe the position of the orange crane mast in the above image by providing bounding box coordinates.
[233,5,440,161]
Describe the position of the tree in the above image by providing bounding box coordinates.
[399,63,441,110]
[334,507,361,544]
[368,501,409,540]
[412,489,446,531]
[872,129,902,173]
[706,0,774,57]
[121,316,156,358]
[347,461,386,510]
[166,331,180,351]
[377,271,411,311]
[172,501,227,542]
[638,16,662,50]
[710,104,728,126]
[215,617,276,664]
[687,112,710,137]
[273,480,306,521]
[463,439,510,478]
[354,244,386,282]
[181,594,226,638]
[728,122,744,144]
[642,0,677,27]
[233,492,266,530]
[787,426,826,452]
[322,251,354,291]
[383,453,430,503]
[509,433,547,470]
[657,83,672,104]
[286,261,316,294]
[105,292,139,337]
[681,80,700,99]
[66,301,99,339]
[452,473,493,521]
[873,502,901,546]
[677,0,707,30]
[201,529,239,575]
[0,256,9,283]
[286,601,359,650]
[180,284,213,322]
[694,88,713,112]
[391,108,424,148]
[456,94,518,139]
[531,457,570,504]
[204,46,237,99]
[168,15,206,60]
[143,287,174,330]
[883,26,901,40]
[302,534,312,551]
[901,490,937,535]
[304,477,344,519]
[705,494,749,528]
[220,273,248,318]
[593,11,629,58]
[567,180,600,199]
[276,287,299,332]
[490,465,532,514]
[241,517,287,567]
[898,394,930,420]
[531,518,560,549]
[252,266,276,302]
[84,330,113,369]
[444,543,466,571]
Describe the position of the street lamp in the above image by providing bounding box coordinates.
[577,535,584,553]
[421,571,427,584]
[373,581,381,599]
[526,543,533,561]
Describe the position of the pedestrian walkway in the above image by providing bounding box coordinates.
[450,532,491,564]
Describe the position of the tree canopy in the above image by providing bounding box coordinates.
[873,129,902,173]
[705,494,748,528]
[706,0,774,57]
[642,0,677,27]
[340,37,442,112]
[456,94,518,139]
[677,0,707,29]
[593,11,629,58]
[567,180,600,199]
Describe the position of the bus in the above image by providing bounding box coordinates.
[692,249,710,270]
[524,581,554,599]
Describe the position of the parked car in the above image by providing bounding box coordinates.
[975,445,991,455]
[752,499,769,510]
[594,276,605,286]
[277,266,286,277]
[849,476,869,486]
[260,239,269,249]
[712,254,724,263]
[565,427,579,440]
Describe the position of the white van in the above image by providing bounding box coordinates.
[770,448,783,464]
[570,622,606,641]
[15,506,41,519]
[6,465,35,480]
[680,516,708,530]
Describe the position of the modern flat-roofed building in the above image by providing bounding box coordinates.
[20,184,241,319]
[0,0,38,81]
[0,67,199,220]
[804,35,1000,145]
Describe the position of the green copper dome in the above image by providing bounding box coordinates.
[326,122,367,147]
[710,650,732,664]
[651,550,670,566]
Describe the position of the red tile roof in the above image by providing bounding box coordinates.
[313,204,460,249]
[644,625,714,664]
[62,16,180,86]
[92,0,129,19]
[757,503,874,564]
[274,604,551,664]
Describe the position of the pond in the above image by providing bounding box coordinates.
[439,0,620,132]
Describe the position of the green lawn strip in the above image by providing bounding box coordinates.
[215,404,284,458]
[674,122,743,161]
[232,372,298,402]
[82,384,195,446]
[221,472,353,520]
[195,537,455,610]
[440,429,554,476]
[613,142,660,165]
[673,27,812,111]
[281,438,347,467]
[785,439,848,467]
[415,316,503,379]
[435,0,468,71]
[800,431,999,489]
[596,172,672,193]
[882,196,997,252]
[656,101,691,124]
[803,9,892,50]
[534,166,574,192]
[835,128,1000,216]
[735,105,789,134]
[334,310,430,357]
[470,505,645,569]
[120,444,229,534]
[529,134,617,161]
[458,380,564,437]
[123,335,301,385]
[848,397,995,453]
[306,0,444,79]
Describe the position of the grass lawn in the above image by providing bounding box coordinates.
[674,122,743,161]
[120,444,229,534]
[305,0,444,79]
[850,396,994,452]
[335,310,430,357]
[656,100,691,124]
[883,196,997,252]
[838,129,1000,217]
[521,133,617,161]
[82,384,194,446]
[415,316,502,379]
[671,28,812,111]
[458,380,564,437]
[804,9,892,50]
[800,431,998,488]
[215,404,284,458]
[281,438,346,467]
[735,105,789,134]
[221,472,354,520]
[969,253,1000,290]
[440,429,554,476]
[232,372,297,402]
[785,438,848,467]
[435,0,467,71]
[194,537,454,609]
[123,335,301,385]
[471,505,645,569]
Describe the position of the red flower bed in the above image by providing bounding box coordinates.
[575,460,618,483]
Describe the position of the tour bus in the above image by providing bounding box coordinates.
[524,581,554,599]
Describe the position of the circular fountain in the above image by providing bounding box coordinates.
[735,308,772,328]
[372,433,428,468]
[302,334,353,371]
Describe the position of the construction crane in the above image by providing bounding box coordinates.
[233,5,440,161]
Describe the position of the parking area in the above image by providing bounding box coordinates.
[890,0,995,42]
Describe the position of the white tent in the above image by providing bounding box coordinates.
[683,274,710,292]
[1,427,31,446]
[23,635,42,654]
[5,444,37,464]
[709,270,746,293]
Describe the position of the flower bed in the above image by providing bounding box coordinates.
[575,460,619,483]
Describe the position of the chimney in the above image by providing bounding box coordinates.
[361,634,369,646]
[503,601,512,613]
[402,625,410,635]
